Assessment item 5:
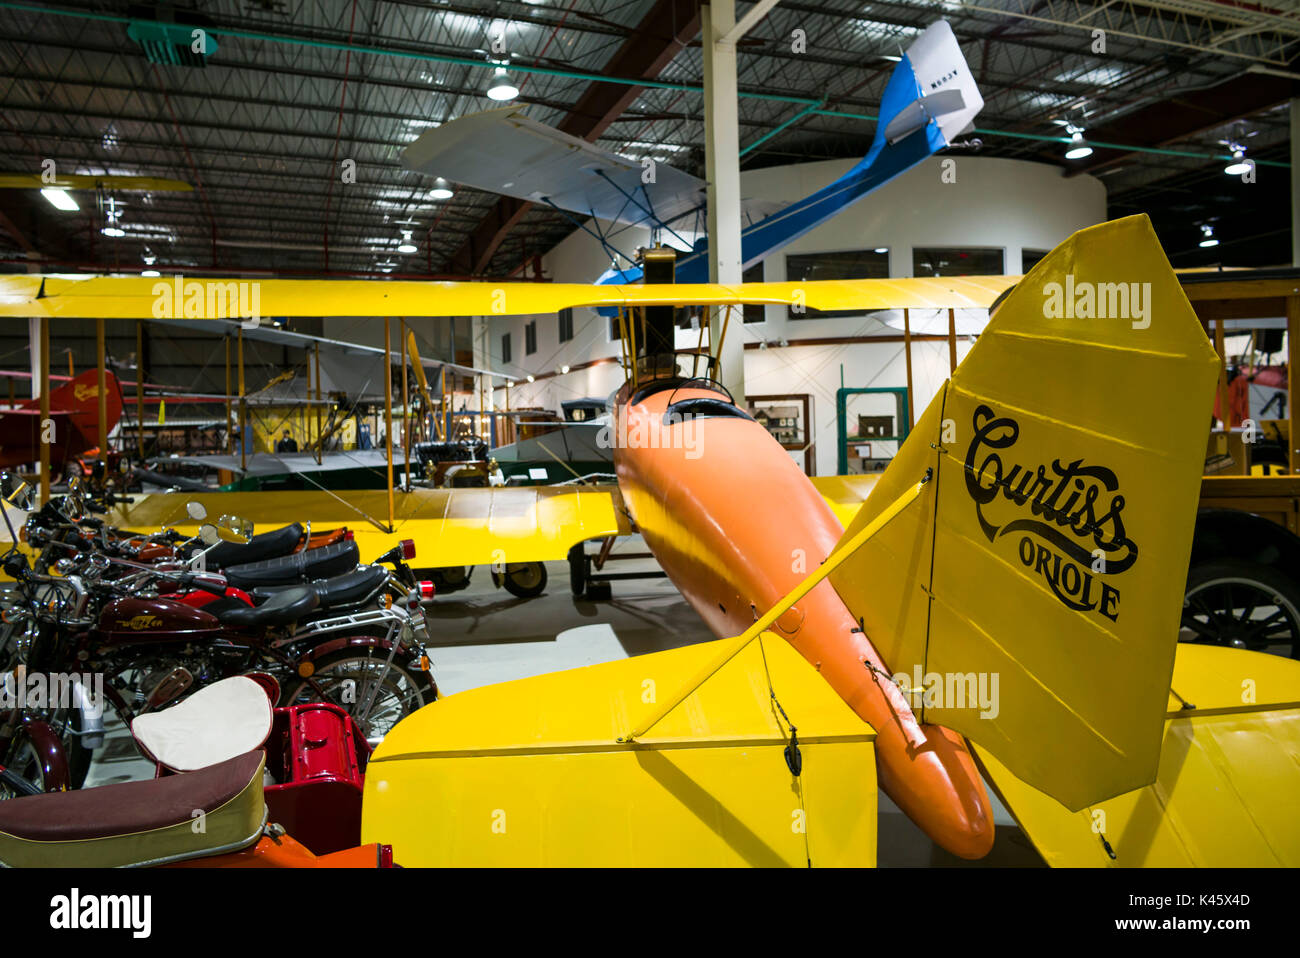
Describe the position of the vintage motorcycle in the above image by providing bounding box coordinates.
[0,674,393,867]
[0,491,437,798]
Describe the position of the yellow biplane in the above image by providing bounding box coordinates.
[3,214,1298,867]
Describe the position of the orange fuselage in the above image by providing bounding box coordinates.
[613,380,994,859]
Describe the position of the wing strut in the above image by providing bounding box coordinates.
[591,169,694,252]
[620,469,932,742]
[540,197,636,268]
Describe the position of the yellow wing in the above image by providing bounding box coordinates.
[113,478,881,568]
[0,174,192,192]
[977,644,1300,867]
[0,274,1017,320]
[361,635,877,866]
[112,486,631,567]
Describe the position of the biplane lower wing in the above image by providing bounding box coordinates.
[113,485,634,566]
[113,479,879,568]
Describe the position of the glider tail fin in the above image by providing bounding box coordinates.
[49,369,124,454]
[827,214,1220,811]
[672,20,984,283]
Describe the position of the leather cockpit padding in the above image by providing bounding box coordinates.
[0,751,266,868]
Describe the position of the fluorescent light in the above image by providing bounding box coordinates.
[429,177,454,200]
[487,68,518,102]
[41,188,79,211]
[101,226,125,237]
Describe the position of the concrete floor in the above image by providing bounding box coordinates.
[83,538,1043,866]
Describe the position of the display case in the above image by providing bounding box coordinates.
[748,393,815,475]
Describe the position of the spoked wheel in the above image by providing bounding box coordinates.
[0,735,47,800]
[1181,559,1300,659]
[284,649,434,744]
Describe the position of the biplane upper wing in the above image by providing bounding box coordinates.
[0,274,1017,320]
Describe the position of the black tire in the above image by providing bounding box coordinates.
[1182,558,1300,659]
[283,647,436,743]
[501,562,547,599]
[568,544,587,597]
[0,733,45,799]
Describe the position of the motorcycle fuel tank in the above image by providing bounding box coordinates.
[96,597,223,646]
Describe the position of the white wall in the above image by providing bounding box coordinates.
[494,155,1106,474]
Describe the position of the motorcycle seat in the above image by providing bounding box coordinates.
[0,751,266,867]
[216,585,320,628]
[223,539,360,590]
[132,676,274,773]
[206,522,304,569]
[256,564,390,610]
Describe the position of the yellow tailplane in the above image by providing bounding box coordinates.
[828,214,1220,811]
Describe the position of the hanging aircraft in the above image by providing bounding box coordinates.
[402,20,983,286]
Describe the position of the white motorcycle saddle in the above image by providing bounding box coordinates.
[132,676,274,773]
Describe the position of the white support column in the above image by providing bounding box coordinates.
[1292,97,1299,267]
[703,0,746,403]
[27,317,40,399]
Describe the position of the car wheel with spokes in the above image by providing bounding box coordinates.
[1181,559,1300,659]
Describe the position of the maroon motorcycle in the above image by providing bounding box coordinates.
[0,500,437,797]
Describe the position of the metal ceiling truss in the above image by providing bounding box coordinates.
[0,0,1295,277]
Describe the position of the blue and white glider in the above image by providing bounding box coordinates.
[402,20,982,285]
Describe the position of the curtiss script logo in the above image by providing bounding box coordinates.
[116,615,163,630]
[963,405,1135,622]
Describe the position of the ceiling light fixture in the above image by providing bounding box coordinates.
[526,375,535,383]
[1199,224,1219,248]
[486,67,518,102]
[1063,129,1093,160]
[560,365,570,375]
[397,230,417,254]
[429,177,454,200]
[141,269,160,277]
[1224,145,1251,176]
[40,188,79,211]
[101,226,125,237]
